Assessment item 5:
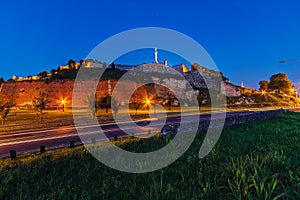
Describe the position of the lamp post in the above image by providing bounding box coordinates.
[61,99,66,112]
[145,98,151,111]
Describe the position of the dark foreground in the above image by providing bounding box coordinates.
[0,112,299,199]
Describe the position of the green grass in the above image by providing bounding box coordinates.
[0,112,300,199]
[0,106,205,132]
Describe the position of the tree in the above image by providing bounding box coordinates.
[99,94,120,114]
[0,77,4,86]
[110,62,116,70]
[131,102,141,114]
[86,92,99,119]
[68,59,76,69]
[111,97,120,115]
[32,92,48,123]
[99,94,111,113]
[268,73,293,94]
[0,96,14,125]
[259,80,269,91]
[38,71,49,78]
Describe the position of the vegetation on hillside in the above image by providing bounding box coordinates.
[259,73,296,95]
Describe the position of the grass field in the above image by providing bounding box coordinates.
[0,112,300,199]
[0,105,206,132]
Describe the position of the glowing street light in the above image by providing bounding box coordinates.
[145,99,151,105]
[60,99,67,112]
[144,96,153,111]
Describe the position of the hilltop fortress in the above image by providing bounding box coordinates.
[0,50,257,108]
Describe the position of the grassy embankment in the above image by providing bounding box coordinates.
[0,112,299,199]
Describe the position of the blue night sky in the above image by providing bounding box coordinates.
[1,0,300,89]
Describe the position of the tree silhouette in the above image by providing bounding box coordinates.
[259,80,269,91]
[131,102,141,115]
[68,59,76,69]
[268,73,293,94]
[32,92,49,123]
[0,78,4,86]
[0,96,14,125]
[99,94,120,114]
[86,92,100,119]
[111,97,120,115]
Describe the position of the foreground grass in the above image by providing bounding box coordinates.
[0,113,300,199]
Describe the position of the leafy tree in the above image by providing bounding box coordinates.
[32,92,48,123]
[99,94,120,114]
[259,80,269,91]
[86,92,99,119]
[51,69,57,75]
[131,102,141,114]
[99,94,111,113]
[268,73,293,94]
[68,59,76,69]
[0,96,14,125]
[0,77,4,86]
[111,97,120,115]
[110,62,116,70]
[38,71,49,78]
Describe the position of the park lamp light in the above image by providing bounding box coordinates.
[60,98,67,112]
[144,96,153,111]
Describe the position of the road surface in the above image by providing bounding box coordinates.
[0,110,268,157]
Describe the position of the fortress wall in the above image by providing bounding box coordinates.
[223,83,242,97]
[0,79,248,108]
[0,80,150,108]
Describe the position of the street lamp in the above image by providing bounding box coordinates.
[144,96,153,112]
[145,98,151,111]
[61,99,66,112]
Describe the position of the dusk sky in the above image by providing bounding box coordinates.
[1,0,300,89]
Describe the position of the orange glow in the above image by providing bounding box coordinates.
[144,96,153,109]
[59,98,67,105]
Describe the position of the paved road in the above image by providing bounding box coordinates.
[0,110,260,157]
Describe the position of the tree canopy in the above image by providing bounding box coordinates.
[258,73,294,94]
[32,92,49,123]
[0,96,14,125]
[259,80,269,91]
[268,73,293,93]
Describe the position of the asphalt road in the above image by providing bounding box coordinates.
[0,110,263,157]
